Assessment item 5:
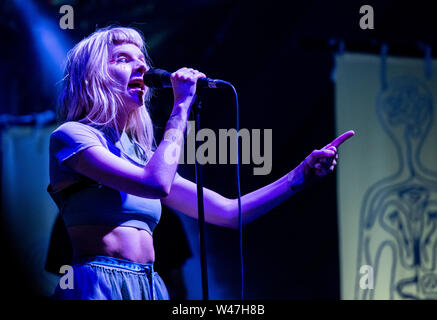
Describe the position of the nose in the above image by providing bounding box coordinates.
[134,60,148,76]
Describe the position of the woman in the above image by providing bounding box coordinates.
[48,26,354,300]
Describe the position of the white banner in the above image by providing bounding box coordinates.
[1,125,59,296]
[335,53,437,299]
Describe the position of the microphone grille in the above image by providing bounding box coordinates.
[143,68,172,88]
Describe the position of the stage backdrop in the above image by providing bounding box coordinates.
[1,124,60,296]
[335,52,437,299]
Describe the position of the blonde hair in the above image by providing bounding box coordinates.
[57,26,155,161]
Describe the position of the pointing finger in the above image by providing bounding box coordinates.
[325,130,355,149]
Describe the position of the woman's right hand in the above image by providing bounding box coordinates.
[170,67,206,115]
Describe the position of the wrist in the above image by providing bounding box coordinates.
[287,160,318,193]
[287,161,313,193]
[171,103,190,120]
[287,165,305,193]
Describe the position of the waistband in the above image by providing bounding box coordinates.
[72,255,154,275]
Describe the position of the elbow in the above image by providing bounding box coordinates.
[138,185,169,199]
[153,182,171,198]
[140,177,171,199]
[154,186,170,199]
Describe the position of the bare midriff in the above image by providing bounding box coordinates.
[51,179,157,265]
[67,225,155,264]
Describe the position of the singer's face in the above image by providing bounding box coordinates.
[108,43,149,111]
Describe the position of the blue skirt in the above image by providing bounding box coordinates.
[52,256,169,300]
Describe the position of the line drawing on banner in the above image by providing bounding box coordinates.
[355,76,437,299]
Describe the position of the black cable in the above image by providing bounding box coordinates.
[192,81,243,300]
[232,84,244,301]
[221,82,243,300]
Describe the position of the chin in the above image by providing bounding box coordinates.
[124,95,145,110]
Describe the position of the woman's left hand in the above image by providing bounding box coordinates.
[301,130,355,180]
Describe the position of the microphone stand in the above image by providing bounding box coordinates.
[192,95,209,300]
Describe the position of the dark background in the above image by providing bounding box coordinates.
[1,0,437,299]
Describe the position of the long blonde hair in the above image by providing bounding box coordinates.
[57,26,155,161]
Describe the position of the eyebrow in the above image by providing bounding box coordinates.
[113,50,145,62]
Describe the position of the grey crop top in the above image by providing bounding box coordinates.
[47,121,162,236]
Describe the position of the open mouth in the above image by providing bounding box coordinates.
[128,79,145,92]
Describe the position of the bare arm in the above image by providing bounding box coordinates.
[162,130,355,229]
[64,111,187,198]
[161,169,297,229]
[63,68,206,198]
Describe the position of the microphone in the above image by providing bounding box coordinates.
[143,68,229,89]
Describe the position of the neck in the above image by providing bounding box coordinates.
[116,111,129,136]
